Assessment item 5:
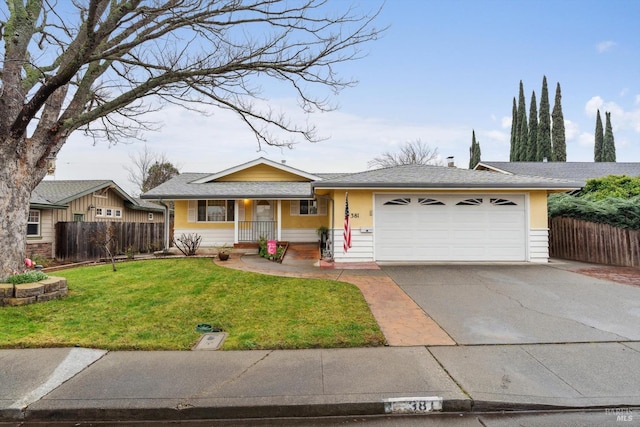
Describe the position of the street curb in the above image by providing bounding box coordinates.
[5,399,628,422]
[15,402,386,422]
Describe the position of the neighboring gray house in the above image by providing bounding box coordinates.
[28,180,166,259]
[475,162,640,186]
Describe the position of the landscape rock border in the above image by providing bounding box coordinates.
[0,277,68,307]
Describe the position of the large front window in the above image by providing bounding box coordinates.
[27,210,40,236]
[198,200,235,222]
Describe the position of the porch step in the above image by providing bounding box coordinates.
[285,242,320,261]
[234,243,259,250]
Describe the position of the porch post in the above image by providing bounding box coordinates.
[277,200,282,241]
[234,200,239,244]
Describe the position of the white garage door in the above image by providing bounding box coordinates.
[374,194,527,261]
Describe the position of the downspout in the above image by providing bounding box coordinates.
[160,200,170,251]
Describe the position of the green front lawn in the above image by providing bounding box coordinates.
[0,258,384,351]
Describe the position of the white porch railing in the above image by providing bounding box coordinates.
[238,221,277,242]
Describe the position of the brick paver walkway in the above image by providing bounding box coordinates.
[218,255,455,347]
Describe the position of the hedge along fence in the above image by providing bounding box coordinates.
[549,216,640,267]
[55,221,165,262]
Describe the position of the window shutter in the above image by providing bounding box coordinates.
[290,200,300,216]
[188,200,197,222]
[319,198,328,216]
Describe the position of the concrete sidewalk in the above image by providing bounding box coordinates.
[2,343,640,422]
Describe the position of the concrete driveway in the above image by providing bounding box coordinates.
[381,263,640,345]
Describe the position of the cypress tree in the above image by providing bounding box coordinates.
[516,81,527,161]
[603,111,617,162]
[527,91,538,161]
[551,82,566,161]
[509,97,517,161]
[537,76,552,161]
[594,109,604,162]
[518,106,529,162]
[469,130,481,169]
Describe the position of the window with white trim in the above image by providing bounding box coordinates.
[27,210,40,236]
[197,200,235,222]
[300,199,318,215]
[289,199,327,216]
[96,207,122,218]
[148,213,154,221]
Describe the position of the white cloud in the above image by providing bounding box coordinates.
[485,130,510,144]
[501,116,512,129]
[585,96,604,117]
[577,132,594,147]
[596,40,616,53]
[564,119,579,141]
[584,96,640,134]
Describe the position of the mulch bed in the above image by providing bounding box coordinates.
[575,266,640,287]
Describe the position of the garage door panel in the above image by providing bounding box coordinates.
[375,194,526,262]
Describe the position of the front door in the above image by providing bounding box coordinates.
[254,200,276,240]
[255,200,274,222]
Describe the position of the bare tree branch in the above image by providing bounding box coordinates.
[368,140,443,169]
[0,0,384,278]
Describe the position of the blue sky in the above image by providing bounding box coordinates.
[49,0,640,195]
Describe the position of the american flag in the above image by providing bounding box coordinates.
[344,192,352,253]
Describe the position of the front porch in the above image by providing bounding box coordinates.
[237,220,277,242]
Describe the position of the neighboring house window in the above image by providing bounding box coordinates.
[197,200,235,222]
[114,209,122,218]
[96,207,104,216]
[27,210,40,236]
[74,214,84,222]
[105,208,113,217]
[148,213,154,221]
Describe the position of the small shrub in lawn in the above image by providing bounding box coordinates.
[7,271,49,284]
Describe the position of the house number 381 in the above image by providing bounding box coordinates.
[350,212,359,219]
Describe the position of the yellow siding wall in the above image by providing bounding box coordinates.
[217,164,310,182]
[529,191,549,228]
[330,190,374,228]
[281,200,330,229]
[173,200,233,230]
[173,189,550,234]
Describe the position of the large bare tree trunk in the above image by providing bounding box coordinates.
[0,140,47,279]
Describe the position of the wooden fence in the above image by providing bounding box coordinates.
[549,216,640,267]
[56,221,165,262]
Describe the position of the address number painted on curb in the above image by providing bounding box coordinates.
[384,396,443,414]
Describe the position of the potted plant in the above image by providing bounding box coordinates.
[216,244,231,261]
[316,225,329,253]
